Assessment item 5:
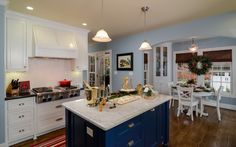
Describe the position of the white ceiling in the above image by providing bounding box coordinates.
[8,0,236,41]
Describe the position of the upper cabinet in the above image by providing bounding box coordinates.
[6,16,28,72]
[72,32,88,71]
[5,11,89,72]
[153,43,172,94]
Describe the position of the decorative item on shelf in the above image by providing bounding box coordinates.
[139,6,152,51]
[136,84,143,96]
[98,97,107,112]
[83,81,99,106]
[92,0,112,42]
[120,76,136,93]
[6,79,19,96]
[19,81,30,94]
[142,84,156,99]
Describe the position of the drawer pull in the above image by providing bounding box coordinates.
[19,103,25,106]
[56,118,63,121]
[150,108,155,112]
[18,115,25,118]
[128,123,134,128]
[128,140,134,146]
[55,105,63,108]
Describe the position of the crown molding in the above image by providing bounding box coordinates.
[0,0,8,6]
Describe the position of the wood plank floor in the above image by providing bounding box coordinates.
[12,105,236,147]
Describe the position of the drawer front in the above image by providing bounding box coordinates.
[38,114,65,133]
[38,109,64,121]
[8,122,33,141]
[8,97,34,111]
[116,124,143,147]
[115,116,142,136]
[8,110,33,125]
[37,98,77,116]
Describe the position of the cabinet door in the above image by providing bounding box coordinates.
[153,43,172,94]
[73,32,88,71]
[143,108,157,147]
[6,17,27,71]
[156,102,169,145]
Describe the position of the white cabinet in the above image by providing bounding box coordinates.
[35,97,78,136]
[6,97,35,145]
[6,16,28,71]
[73,32,89,71]
[153,43,172,94]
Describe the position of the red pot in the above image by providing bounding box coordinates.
[59,79,71,87]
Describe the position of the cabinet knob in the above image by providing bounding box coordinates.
[150,108,155,112]
[128,123,134,128]
[19,116,21,118]
[128,140,134,146]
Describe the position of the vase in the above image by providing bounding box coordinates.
[197,75,205,87]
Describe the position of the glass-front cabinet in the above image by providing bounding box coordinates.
[153,43,172,94]
[88,55,96,86]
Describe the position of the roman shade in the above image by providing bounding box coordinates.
[203,50,232,62]
[175,53,197,63]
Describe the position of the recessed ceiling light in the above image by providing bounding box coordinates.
[26,6,34,11]
[82,23,87,26]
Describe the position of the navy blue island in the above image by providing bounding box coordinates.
[63,95,171,147]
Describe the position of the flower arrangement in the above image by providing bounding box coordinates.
[143,84,156,98]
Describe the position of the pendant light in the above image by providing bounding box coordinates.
[92,0,112,42]
[139,6,152,51]
[189,38,198,52]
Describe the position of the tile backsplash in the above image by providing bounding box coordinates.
[5,58,83,89]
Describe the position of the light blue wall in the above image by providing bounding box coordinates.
[173,37,236,51]
[0,5,5,144]
[105,12,236,92]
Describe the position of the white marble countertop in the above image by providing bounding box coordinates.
[63,94,172,131]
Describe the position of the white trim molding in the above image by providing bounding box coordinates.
[0,0,8,6]
[0,142,7,147]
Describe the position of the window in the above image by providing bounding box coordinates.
[206,62,232,95]
[176,63,197,83]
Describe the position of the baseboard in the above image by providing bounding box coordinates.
[0,142,6,147]
[204,101,236,111]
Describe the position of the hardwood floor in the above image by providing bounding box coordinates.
[169,104,236,147]
[12,105,236,147]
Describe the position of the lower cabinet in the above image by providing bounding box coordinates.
[6,97,35,145]
[66,101,169,147]
[36,97,78,136]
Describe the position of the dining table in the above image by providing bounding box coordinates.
[171,86,215,117]
[193,91,215,117]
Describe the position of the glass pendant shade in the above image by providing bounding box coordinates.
[92,29,112,42]
[139,40,152,51]
[189,38,198,52]
[189,44,198,52]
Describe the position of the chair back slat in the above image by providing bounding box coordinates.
[177,86,194,102]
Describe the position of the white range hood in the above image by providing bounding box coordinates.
[33,25,78,59]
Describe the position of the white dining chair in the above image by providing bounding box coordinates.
[168,82,178,108]
[177,86,199,121]
[202,86,224,121]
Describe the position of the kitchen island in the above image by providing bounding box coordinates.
[63,94,171,147]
